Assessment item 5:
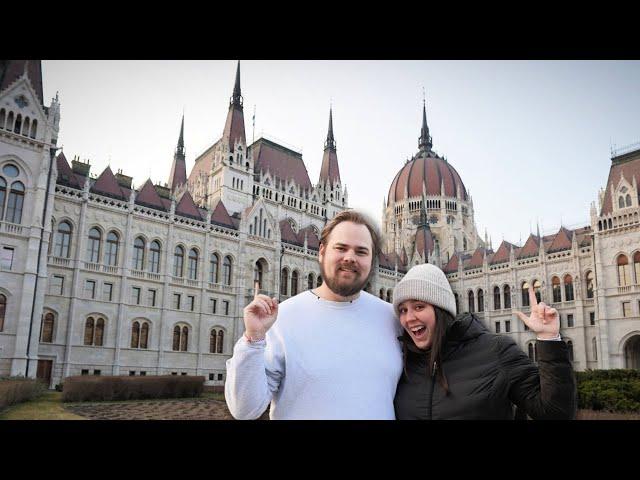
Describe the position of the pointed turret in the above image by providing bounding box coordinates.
[222,61,246,151]
[318,107,341,189]
[418,99,433,152]
[168,115,187,192]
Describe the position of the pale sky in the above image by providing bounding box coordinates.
[41,60,640,248]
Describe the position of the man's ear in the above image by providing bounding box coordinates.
[318,243,325,262]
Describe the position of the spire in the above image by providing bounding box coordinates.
[222,61,246,151]
[324,107,336,151]
[169,115,187,192]
[176,114,185,157]
[318,107,341,188]
[418,97,433,152]
[231,60,242,107]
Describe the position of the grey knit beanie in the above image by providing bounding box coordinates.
[392,263,456,317]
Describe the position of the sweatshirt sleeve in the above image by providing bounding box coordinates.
[224,330,285,420]
[495,336,577,420]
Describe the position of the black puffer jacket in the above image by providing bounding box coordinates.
[394,313,576,420]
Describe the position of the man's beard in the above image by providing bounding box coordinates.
[319,259,370,298]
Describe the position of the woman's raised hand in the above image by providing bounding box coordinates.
[514,286,559,340]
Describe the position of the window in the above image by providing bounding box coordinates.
[147,289,156,307]
[87,228,101,263]
[503,285,511,309]
[209,297,217,314]
[102,282,113,301]
[218,374,223,381]
[40,312,54,343]
[467,290,474,313]
[280,268,289,296]
[187,248,199,280]
[188,295,195,311]
[129,371,136,376]
[386,290,393,303]
[209,253,220,283]
[291,270,299,296]
[81,369,89,375]
[140,371,146,376]
[149,240,161,273]
[564,275,574,301]
[567,314,574,328]
[173,293,181,310]
[223,300,230,316]
[131,321,149,349]
[532,279,541,303]
[131,237,145,271]
[54,221,72,258]
[589,311,595,326]
[585,271,594,299]
[521,282,530,307]
[254,260,264,289]
[0,178,5,220]
[495,321,501,333]
[210,329,225,354]
[567,341,574,362]
[172,325,189,352]
[622,302,631,317]
[6,181,25,224]
[552,276,561,303]
[209,373,214,381]
[477,289,484,312]
[493,286,501,310]
[1,247,14,270]
[505,320,511,333]
[174,246,184,277]
[617,254,631,286]
[84,280,96,299]
[634,252,640,284]
[131,287,141,305]
[104,231,119,266]
[308,273,315,290]
[49,275,64,295]
[94,370,101,376]
[83,317,105,346]
[592,337,598,361]
[223,256,232,285]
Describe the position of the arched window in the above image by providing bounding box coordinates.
[6,112,14,131]
[532,279,541,303]
[223,256,232,285]
[132,237,145,270]
[379,288,385,299]
[14,114,22,134]
[634,252,640,284]
[94,318,104,346]
[386,290,393,303]
[585,270,594,298]
[564,274,574,301]
[84,317,103,346]
[172,326,180,351]
[493,286,501,310]
[0,294,6,331]
[552,276,561,303]
[617,254,630,286]
[30,119,37,138]
[6,181,25,224]
[217,330,224,353]
[619,196,625,208]
[307,273,315,290]
[592,337,598,361]
[87,228,101,263]
[149,240,161,273]
[503,285,511,309]
[173,246,184,277]
[254,260,264,290]
[627,194,632,207]
[210,329,217,353]
[131,321,140,348]
[54,221,72,258]
[22,117,30,136]
[477,289,484,312]
[521,282,530,307]
[0,108,5,129]
[104,231,119,266]
[280,268,289,296]
[140,322,149,349]
[566,340,574,362]
[468,290,475,313]
[181,326,188,351]
[0,177,6,220]
[131,321,149,349]
[317,275,323,287]
[291,270,299,296]
[209,253,219,283]
[188,248,198,280]
[40,312,54,343]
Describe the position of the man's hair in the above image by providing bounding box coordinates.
[319,210,381,265]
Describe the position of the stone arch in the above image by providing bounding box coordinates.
[619,331,640,369]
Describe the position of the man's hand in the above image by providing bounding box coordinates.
[243,282,279,340]
[514,285,559,339]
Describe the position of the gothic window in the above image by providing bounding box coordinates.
[477,289,484,312]
[172,326,181,351]
[6,181,25,224]
[0,177,6,220]
[307,273,315,290]
[585,270,594,298]
[209,253,220,283]
[132,237,145,270]
[87,228,101,263]
[626,194,632,207]
[217,330,224,353]
[532,279,541,302]
[254,260,265,290]
[22,117,30,136]
[30,119,37,138]
[210,329,217,353]
[617,254,630,287]
[131,321,150,349]
[552,276,561,303]
[379,288,385,299]
[634,252,640,284]
[493,286,501,310]
[386,289,393,303]
[6,112,13,131]
[131,321,140,348]
[174,246,184,277]
[104,231,119,266]
[619,196,625,208]
[280,268,289,296]
[84,317,105,346]
[223,256,232,285]
[468,290,475,313]
[463,237,468,251]
[173,325,189,351]
[181,326,188,351]
[0,109,5,129]
[54,221,72,258]
[40,312,54,343]
[0,294,5,331]
[94,318,104,346]
[564,274,574,301]
[140,322,149,349]
[14,114,22,134]
[592,337,598,361]
[291,270,299,296]
[521,282,530,307]
[188,248,199,280]
[149,240,161,273]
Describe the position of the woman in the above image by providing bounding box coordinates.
[393,263,576,420]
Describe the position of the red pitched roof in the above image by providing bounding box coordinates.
[0,60,44,105]
[135,179,166,211]
[489,240,515,265]
[175,190,202,220]
[465,247,486,269]
[443,253,459,273]
[188,142,218,183]
[55,153,81,189]
[319,148,341,188]
[222,104,246,152]
[90,166,127,200]
[298,225,320,250]
[210,200,235,229]
[517,234,540,259]
[250,138,312,190]
[601,151,640,215]
[547,227,573,253]
[279,220,303,246]
[414,225,435,258]
[169,157,187,191]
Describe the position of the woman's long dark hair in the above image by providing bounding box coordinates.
[402,305,454,394]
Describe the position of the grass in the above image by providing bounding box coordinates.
[0,391,86,420]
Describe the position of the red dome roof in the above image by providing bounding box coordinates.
[387,151,467,204]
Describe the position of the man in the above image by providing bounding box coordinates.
[225,210,403,419]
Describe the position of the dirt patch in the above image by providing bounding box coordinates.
[576,409,640,420]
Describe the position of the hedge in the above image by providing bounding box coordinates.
[62,375,205,402]
[576,369,640,413]
[0,377,46,411]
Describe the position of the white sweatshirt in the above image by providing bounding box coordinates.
[225,290,403,420]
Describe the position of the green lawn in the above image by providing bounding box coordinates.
[0,391,86,420]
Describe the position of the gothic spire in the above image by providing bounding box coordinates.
[231,60,242,108]
[418,98,433,151]
[176,114,185,157]
[324,106,336,151]
[222,61,246,150]
[169,115,187,192]
[319,107,341,188]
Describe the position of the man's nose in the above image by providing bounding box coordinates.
[342,249,356,262]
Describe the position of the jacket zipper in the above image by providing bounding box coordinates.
[426,360,437,420]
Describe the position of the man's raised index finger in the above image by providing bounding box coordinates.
[529,285,538,307]
[254,281,259,299]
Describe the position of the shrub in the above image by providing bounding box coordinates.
[576,369,640,413]
[62,375,205,402]
[0,377,46,411]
